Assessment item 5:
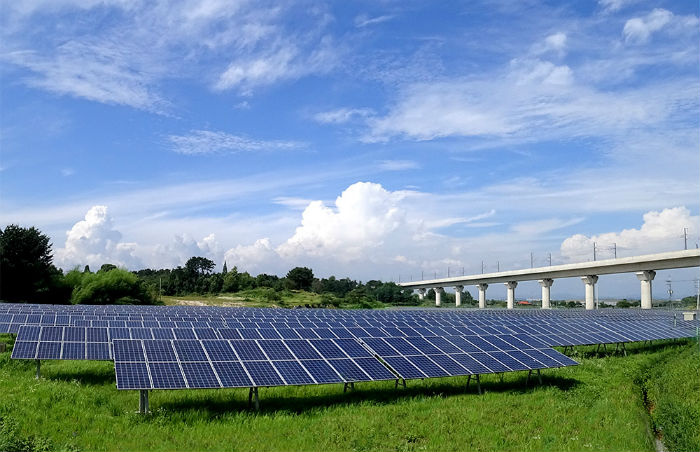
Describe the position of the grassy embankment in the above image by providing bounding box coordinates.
[1,330,698,452]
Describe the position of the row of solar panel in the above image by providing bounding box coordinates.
[111,335,577,390]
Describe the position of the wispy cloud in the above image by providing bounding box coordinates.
[313,108,374,124]
[377,160,420,171]
[167,130,303,155]
[354,14,394,28]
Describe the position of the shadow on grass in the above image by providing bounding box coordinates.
[45,367,116,386]
[154,373,581,418]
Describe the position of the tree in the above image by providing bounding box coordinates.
[0,225,69,303]
[185,256,215,275]
[67,268,155,305]
[285,267,314,291]
[98,263,118,273]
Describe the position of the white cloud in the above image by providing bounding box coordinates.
[560,207,699,261]
[377,160,420,171]
[598,0,637,13]
[55,205,140,270]
[167,130,303,155]
[313,108,374,124]
[277,182,408,260]
[224,238,279,273]
[623,9,673,43]
[532,32,567,57]
[148,233,222,269]
[354,14,394,28]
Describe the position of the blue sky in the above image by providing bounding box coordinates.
[1,0,699,299]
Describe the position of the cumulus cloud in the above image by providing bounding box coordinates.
[599,0,637,13]
[532,32,567,57]
[623,9,673,43]
[277,182,407,260]
[55,205,140,269]
[313,108,374,124]
[224,238,278,272]
[560,207,699,261]
[149,233,222,269]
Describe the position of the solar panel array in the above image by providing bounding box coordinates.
[3,303,697,394]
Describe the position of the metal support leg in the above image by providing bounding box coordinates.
[394,378,406,389]
[537,369,542,385]
[343,382,355,393]
[248,387,259,411]
[139,390,149,414]
[467,374,482,394]
[621,343,627,357]
[35,360,40,379]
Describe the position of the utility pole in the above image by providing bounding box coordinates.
[695,279,700,311]
[447,267,450,277]
[593,242,597,261]
[497,261,500,272]
[421,270,424,280]
[666,279,673,310]
[682,227,688,250]
[481,261,484,274]
[612,243,617,259]
[461,267,464,276]
[530,252,534,268]
[548,252,552,266]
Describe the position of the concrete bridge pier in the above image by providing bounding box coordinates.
[477,284,488,309]
[417,288,426,301]
[434,287,442,307]
[454,285,463,307]
[636,270,656,309]
[581,275,599,310]
[538,278,554,309]
[505,281,517,309]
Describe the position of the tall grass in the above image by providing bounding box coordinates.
[0,337,697,452]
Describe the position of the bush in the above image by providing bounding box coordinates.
[66,268,155,305]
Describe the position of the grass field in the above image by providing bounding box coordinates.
[1,333,698,452]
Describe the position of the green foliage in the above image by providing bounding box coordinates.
[285,267,314,291]
[0,225,70,304]
[0,415,54,452]
[66,268,155,305]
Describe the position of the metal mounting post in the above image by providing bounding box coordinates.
[139,390,149,414]
[35,360,41,379]
[343,382,355,393]
[248,387,259,411]
[394,378,406,389]
[526,369,543,386]
[467,374,481,394]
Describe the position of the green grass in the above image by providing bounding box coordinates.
[162,290,385,309]
[2,336,698,452]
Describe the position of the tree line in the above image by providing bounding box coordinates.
[0,224,417,306]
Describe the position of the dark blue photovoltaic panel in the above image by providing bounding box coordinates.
[311,339,346,359]
[244,361,285,386]
[404,337,442,355]
[330,328,354,339]
[87,327,108,342]
[173,329,197,340]
[449,354,489,374]
[302,359,343,383]
[182,362,220,388]
[61,342,86,360]
[490,351,526,371]
[507,350,543,369]
[284,340,322,360]
[109,327,130,339]
[173,341,208,362]
[424,336,461,354]
[202,340,236,361]
[258,340,294,360]
[194,328,219,340]
[295,329,319,339]
[471,352,509,372]
[17,326,41,341]
[144,340,177,362]
[540,348,578,366]
[406,355,449,377]
[484,336,516,351]
[362,338,398,356]
[258,328,282,339]
[273,360,315,385]
[463,337,498,352]
[230,340,267,361]
[383,337,421,355]
[40,326,63,341]
[275,329,300,339]
[63,327,85,342]
[149,362,187,389]
[327,359,368,382]
[37,342,61,359]
[383,356,426,379]
[152,328,175,339]
[428,354,469,375]
[87,342,112,360]
[115,362,151,390]
[113,340,145,362]
[130,328,153,340]
[11,341,38,359]
[354,357,397,380]
[333,339,372,358]
[212,361,252,387]
[218,329,241,340]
